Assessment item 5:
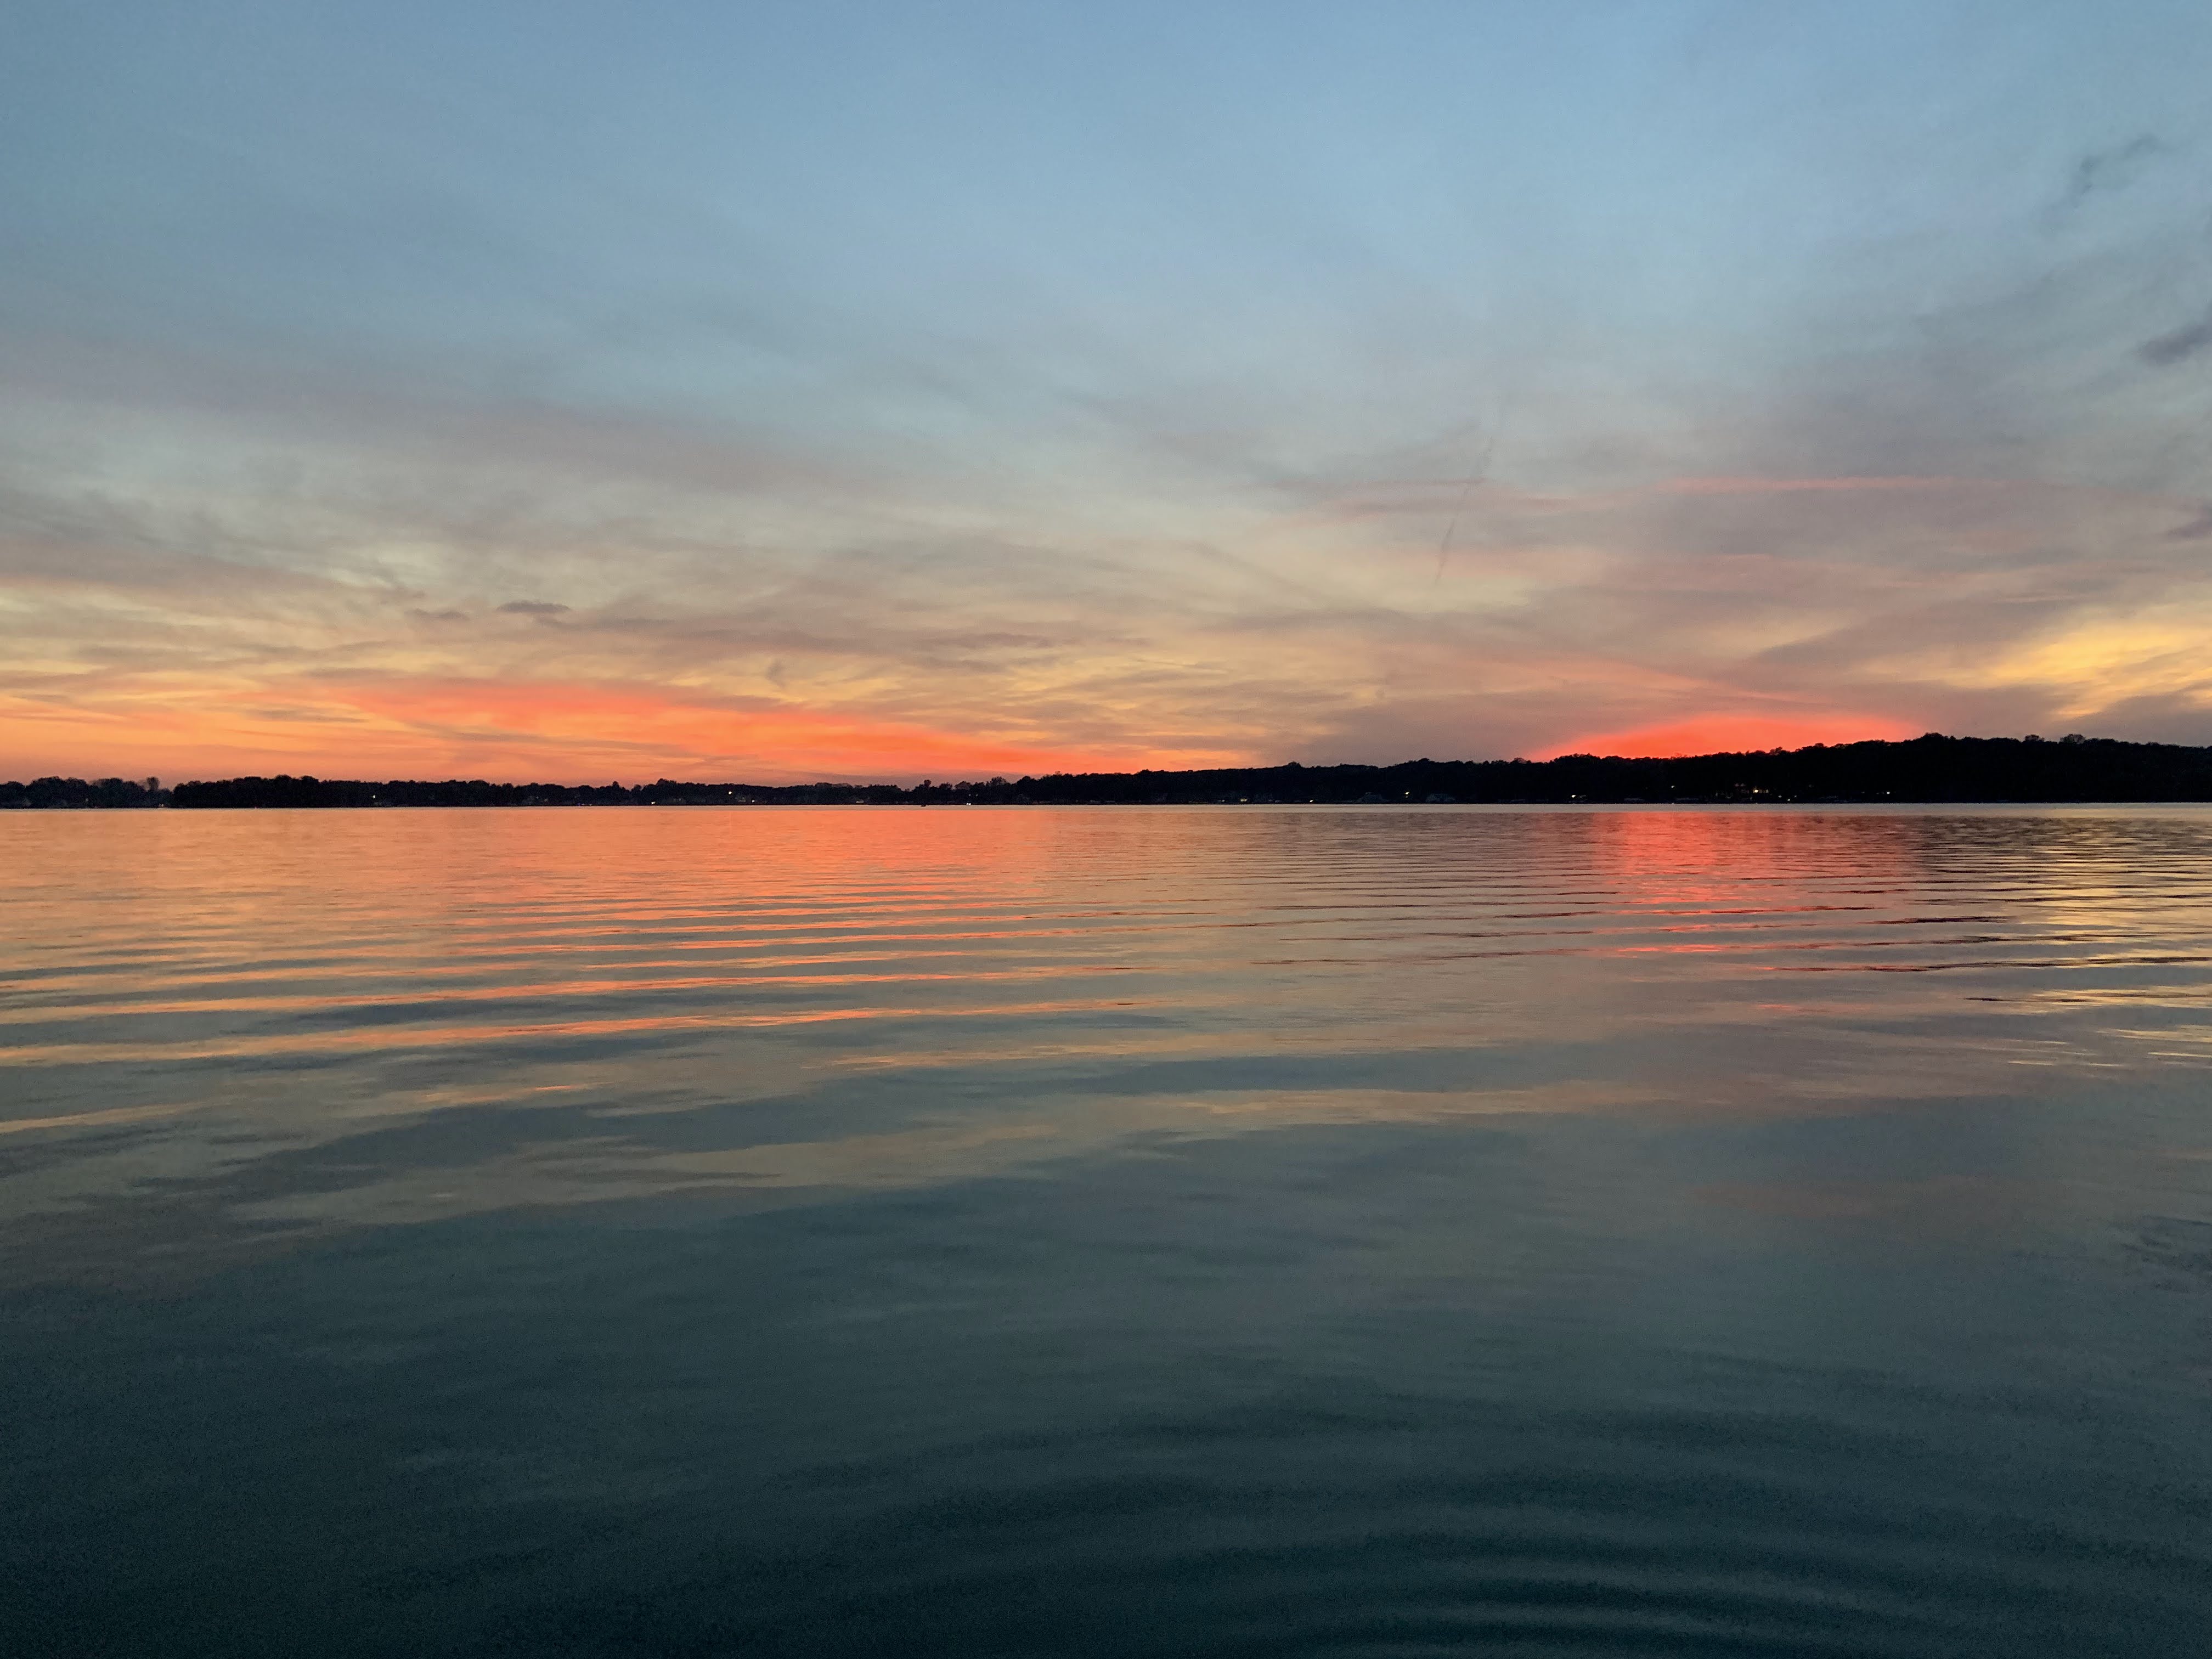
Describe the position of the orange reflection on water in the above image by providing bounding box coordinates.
[1573,806,1917,916]
[6,804,2212,1270]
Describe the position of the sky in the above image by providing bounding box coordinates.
[5,1,2212,783]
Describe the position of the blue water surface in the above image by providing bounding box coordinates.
[5,805,2211,1656]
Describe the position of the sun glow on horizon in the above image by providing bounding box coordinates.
[0,678,1252,785]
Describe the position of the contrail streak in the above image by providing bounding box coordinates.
[1434,407,1505,589]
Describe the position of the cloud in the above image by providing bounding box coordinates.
[2140,304,2212,368]
[8,87,2212,786]
[2168,505,2212,541]
[2058,135,2168,210]
[14,428,2211,782]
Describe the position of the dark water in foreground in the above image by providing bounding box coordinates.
[5,805,2212,1657]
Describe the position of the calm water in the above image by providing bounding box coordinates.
[7,805,2212,1657]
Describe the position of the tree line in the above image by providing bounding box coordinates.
[0,777,169,809]
[7,734,2212,810]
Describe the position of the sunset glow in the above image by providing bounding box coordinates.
[13,12,2212,1650]
[5,4,2209,781]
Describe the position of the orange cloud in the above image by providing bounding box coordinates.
[0,676,1242,783]
[1542,712,1917,760]
[313,678,1148,777]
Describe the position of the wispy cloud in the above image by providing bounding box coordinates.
[2140,304,2212,368]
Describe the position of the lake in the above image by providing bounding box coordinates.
[6,805,2211,1657]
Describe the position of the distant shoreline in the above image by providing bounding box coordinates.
[8,733,2212,809]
